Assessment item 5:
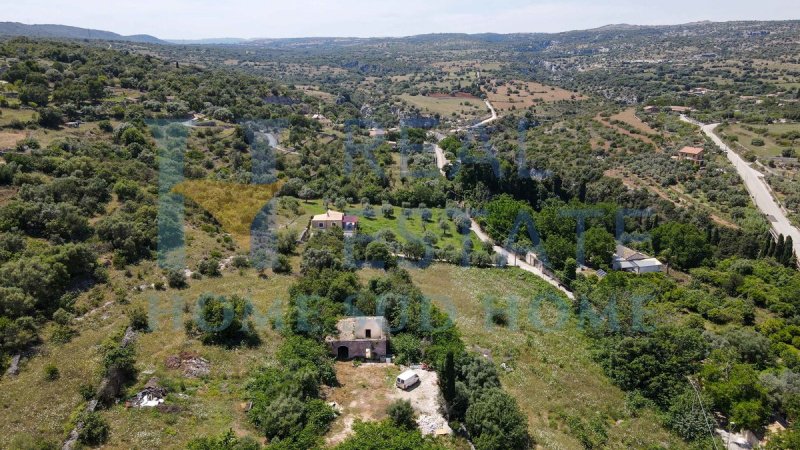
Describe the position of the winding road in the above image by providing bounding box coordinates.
[428,98,575,297]
[681,115,800,262]
[471,99,498,128]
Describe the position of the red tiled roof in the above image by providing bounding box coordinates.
[343,215,359,223]
[679,146,704,155]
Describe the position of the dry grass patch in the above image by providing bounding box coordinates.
[486,81,585,112]
[0,130,27,149]
[173,180,282,250]
[397,94,488,118]
[0,107,36,127]
[610,108,658,135]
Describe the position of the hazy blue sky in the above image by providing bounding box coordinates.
[4,0,799,39]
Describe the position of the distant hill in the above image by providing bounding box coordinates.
[0,22,165,44]
[167,38,248,45]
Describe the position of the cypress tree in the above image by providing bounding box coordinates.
[762,232,773,257]
[776,234,785,258]
[783,236,794,266]
[443,351,456,404]
[767,237,776,258]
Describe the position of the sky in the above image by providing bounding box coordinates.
[4,0,800,39]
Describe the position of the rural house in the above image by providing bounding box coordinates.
[678,146,704,164]
[612,246,663,274]
[326,316,389,360]
[310,209,358,236]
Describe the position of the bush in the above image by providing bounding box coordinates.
[198,258,221,277]
[365,241,396,269]
[78,411,109,446]
[454,214,471,234]
[335,420,444,450]
[127,304,149,331]
[112,179,140,201]
[381,203,394,218]
[465,388,531,450]
[102,344,136,380]
[50,324,77,344]
[166,269,187,289]
[79,383,96,401]
[187,430,261,450]
[194,293,256,346]
[231,255,250,269]
[37,108,62,128]
[420,208,432,222]
[276,229,298,255]
[272,254,292,274]
[43,364,60,381]
[52,308,72,325]
[98,120,113,132]
[387,399,416,430]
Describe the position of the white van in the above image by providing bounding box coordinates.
[396,370,419,390]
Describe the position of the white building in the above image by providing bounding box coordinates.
[612,246,663,274]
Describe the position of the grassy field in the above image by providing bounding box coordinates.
[355,206,481,251]
[486,81,585,112]
[0,129,27,149]
[723,123,800,158]
[369,264,690,450]
[0,107,36,126]
[398,93,487,118]
[98,270,295,449]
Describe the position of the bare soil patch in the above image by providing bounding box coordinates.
[0,130,27,149]
[324,362,396,445]
[324,362,449,444]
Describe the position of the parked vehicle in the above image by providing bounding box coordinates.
[396,370,419,390]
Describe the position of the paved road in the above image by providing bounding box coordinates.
[681,115,800,261]
[470,219,575,299]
